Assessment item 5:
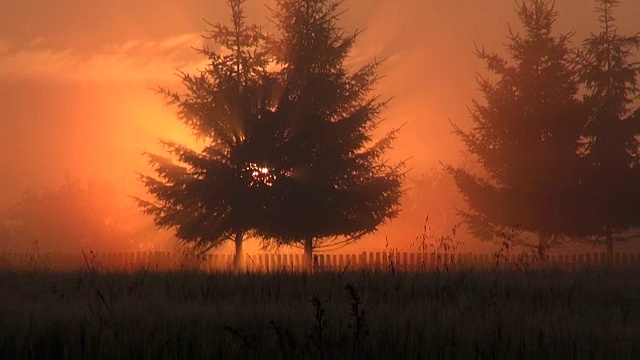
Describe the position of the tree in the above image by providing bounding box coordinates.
[398,154,479,247]
[137,0,280,269]
[1,178,167,253]
[260,0,405,265]
[446,0,586,260]
[573,0,640,264]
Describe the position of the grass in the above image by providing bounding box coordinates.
[0,265,638,359]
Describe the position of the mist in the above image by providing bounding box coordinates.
[1,0,639,254]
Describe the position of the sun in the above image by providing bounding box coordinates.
[246,163,277,187]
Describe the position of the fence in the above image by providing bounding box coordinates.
[1,250,639,272]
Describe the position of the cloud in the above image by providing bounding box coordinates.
[0,34,207,83]
[159,33,202,50]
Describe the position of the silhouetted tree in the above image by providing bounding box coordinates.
[260,0,404,265]
[573,0,640,264]
[136,0,280,269]
[2,178,164,253]
[446,0,585,260]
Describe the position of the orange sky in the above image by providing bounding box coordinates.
[0,0,639,253]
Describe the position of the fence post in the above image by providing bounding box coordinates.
[415,253,423,270]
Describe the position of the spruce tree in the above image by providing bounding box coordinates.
[136,0,279,269]
[574,0,640,264]
[446,0,585,259]
[261,0,404,264]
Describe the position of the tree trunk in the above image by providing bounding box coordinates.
[606,226,614,268]
[304,237,313,270]
[234,230,244,270]
[537,232,548,262]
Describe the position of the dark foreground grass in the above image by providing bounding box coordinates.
[0,267,638,359]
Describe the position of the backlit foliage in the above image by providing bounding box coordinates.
[136,0,404,263]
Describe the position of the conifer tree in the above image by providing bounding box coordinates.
[261,0,404,264]
[574,0,640,264]
[136,0,279,269]
[446,0,585,259]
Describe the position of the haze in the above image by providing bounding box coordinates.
[1,1,638,253]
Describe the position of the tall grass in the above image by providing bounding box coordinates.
[0,265,638,359]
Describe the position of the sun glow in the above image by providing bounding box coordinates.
[246,163,276,187]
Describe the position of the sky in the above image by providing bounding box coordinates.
[0,0,639,252]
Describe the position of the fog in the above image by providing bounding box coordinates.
[1,0,639,254]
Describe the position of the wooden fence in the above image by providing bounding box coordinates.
[1,250,639,272]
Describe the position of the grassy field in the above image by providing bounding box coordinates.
[0,266,638,359]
